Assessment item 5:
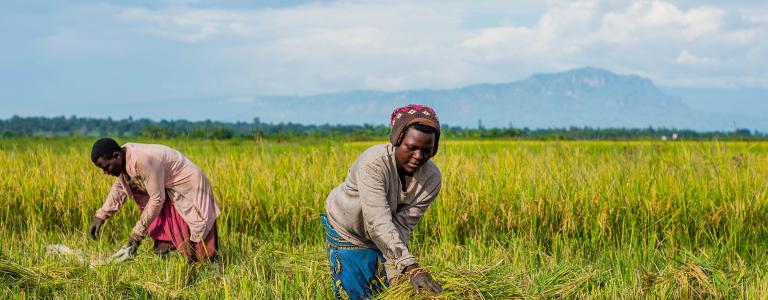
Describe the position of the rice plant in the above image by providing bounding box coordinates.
[1,138,767,298]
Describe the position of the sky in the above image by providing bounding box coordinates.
[1,0,766,120]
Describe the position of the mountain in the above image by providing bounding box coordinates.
[247,67,760,130]
[44,67,761,131]
[661,86,768,130]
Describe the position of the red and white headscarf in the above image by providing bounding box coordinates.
[389,104,441,155]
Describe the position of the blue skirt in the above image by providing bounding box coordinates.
[321,214,387,300]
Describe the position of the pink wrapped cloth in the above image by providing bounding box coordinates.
[149,197,218,261]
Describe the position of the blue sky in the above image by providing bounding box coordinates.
[1,0,766,120]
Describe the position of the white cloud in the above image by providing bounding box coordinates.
[19,0,768,98]
[599,1,726,42]
[116,7,263,42]
[461,27,535,48]
[676,50,719,66]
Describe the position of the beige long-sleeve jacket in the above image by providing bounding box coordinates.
[325,144,441,276]
[94,143,221,243]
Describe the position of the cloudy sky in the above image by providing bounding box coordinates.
[1,0,766,120]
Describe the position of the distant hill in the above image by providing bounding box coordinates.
[661,86,767,130]
[6,67,763,131]
[251,67,763,130]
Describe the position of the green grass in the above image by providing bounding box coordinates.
[1,138,768,299]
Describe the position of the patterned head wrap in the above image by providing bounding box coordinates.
[389,104,441,155]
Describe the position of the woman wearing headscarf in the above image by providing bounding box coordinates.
[322,104,444,299]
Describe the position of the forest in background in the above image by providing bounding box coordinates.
[0,115,763,141]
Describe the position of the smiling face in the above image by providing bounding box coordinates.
[395,127,436,175]
[94,151,125,177]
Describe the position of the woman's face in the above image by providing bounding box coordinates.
[94,152,125,177]
[395,128,435,175]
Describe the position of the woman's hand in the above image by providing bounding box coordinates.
[404,264,443,295]
[88,217,105,239]
[126,237,141,256]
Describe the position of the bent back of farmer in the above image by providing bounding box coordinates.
[323,104,444,299]
[89,138,221,262]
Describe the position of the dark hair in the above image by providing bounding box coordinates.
[407,123,437,134]
[91,138,121,163]
[397,123,438,146]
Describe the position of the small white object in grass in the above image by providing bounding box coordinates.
[46,244,133,268]
[46,244,75,255]
[107,245,134,264]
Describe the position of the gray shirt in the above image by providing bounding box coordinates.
[325,144,442,276]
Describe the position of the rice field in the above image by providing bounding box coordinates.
[1,138,768,299]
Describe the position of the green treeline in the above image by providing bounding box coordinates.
[0,115,763,140]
